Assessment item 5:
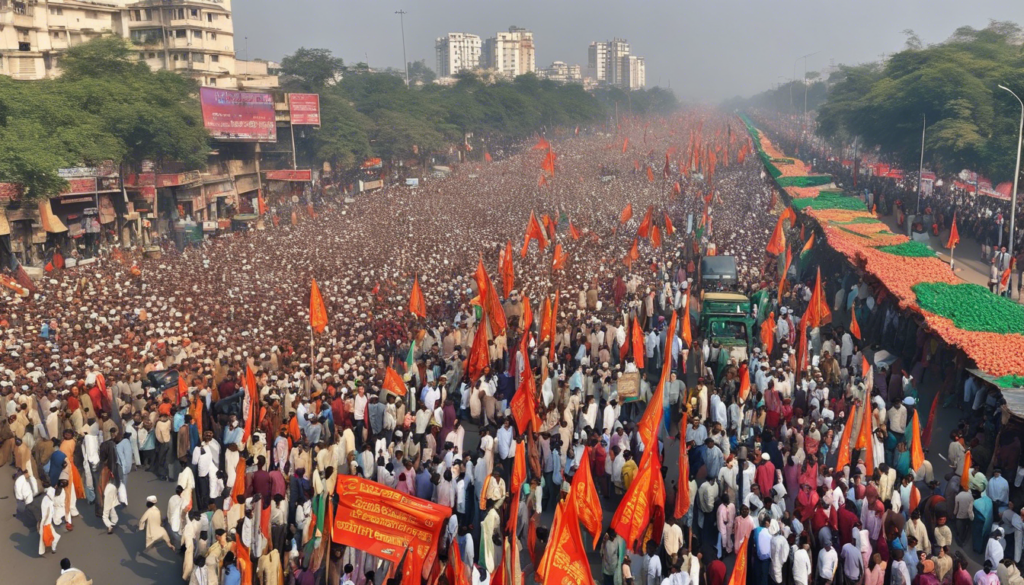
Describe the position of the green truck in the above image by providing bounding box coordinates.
[697,256,755,364]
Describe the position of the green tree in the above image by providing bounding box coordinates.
[407,60,436,85]
[281,47,344,91]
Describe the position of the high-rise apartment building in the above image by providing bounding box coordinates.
[0,0,249,87]
[435,32,481,77]
[624,55,645,90]
[542,61,582,84]
[586,38,646,90]
[482,26,534,78]
[587,41,607,82]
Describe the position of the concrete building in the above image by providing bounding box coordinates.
[586,38,646,90]
[624,55,645,90]
[0,0,253,88]
[435,32,481,77]
[541,60,582,84]
[482,26,534,78]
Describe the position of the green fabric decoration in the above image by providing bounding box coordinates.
[877,241,937,258]
[913,282,1024,334]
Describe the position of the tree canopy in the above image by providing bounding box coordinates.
[814,21,1024,182]
[0,37,209,199]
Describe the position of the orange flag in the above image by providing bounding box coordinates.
[539,501,597,585]
[960,450,972,490]
[638,312,676,451]
[511,440,527,495]
[805,268,832,328]
[680,293,693,347]
[850,305,862,340]
[548,290,560,363]
[738,363,750,402]
[510,334,541,433]
[467,320,489,383]
[521,294,533,333]
[909,484,921,511]
[646,166,655,182]
[946,212,960,249]
[475,258,508,334]
[625,237,640,268]
[310,278,328,334]
[673,412,691,519]
[540,150,557,175]
[637,206,654,238]
[570,446,604,545]
[538,174,547,187]
[485,152,492,163]
[651,224,662,248]
[620,203,634,224]
[766,215,786,256]
[622,137,629,153]
[539,297,553,342]
[408,275,427,318]
[610,447,657,549]
[672,182,682,196]
[500,241,515,298]
[521,211,548,257]
[856,398,875,476]
[569,221,582,240]
[835,403,858,472]
[630,316,645,371]
[663,213,675,235]
[760,312,775,356]
[532,136,551,151]
[552,244,568,271]
[780,206,797,226]
[727,537,749,585]
[922,388,940,448]
[382,367,407,396]
[257,190,268,216]
[862,355,871,378]
[910,410,925,472]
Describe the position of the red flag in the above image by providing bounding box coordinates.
[620,203,634,224]
[766,215,786,256]
[408,275,427,318]
[447,537,470,585]
[570,446,603,545]
[532,136,551,151]
[241,365,259,445]
[521,294,533,334]
[541,150,557,176]
[850,305,861,340]
[538,502,597,585]
[485,152,493,163]
[760,312,775,357]
[552,244,568,271]
[521,211,548,257]
[637,206,654,238]
[511,440,527,495]
[947,212,960,249]
[663,213,675,235]
[960,451,972,490]
[610,447,659,550]
[835,403,857,472]
[673,412,691,519]
[467,320,490,383]
[856,397,875,477]
[630,316,645,371]
[672,182,681,196]
[510,335,541,433]
[475,258,508,334]
[500,241,515,298]
[651,225,662,248]
[622,137,629,153]
[569,221,582,240]
[257,191,268,216]
[910,410,925,472]
[539,296,553,343]
[382,367,407,396]
[309,278,328,334]
[625,237,640,268]
[541,214,556,241]
[680,292,692,347]
[646,166,655,182]
[738,363,750,402]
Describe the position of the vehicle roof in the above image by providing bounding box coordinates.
[703,292,750,302]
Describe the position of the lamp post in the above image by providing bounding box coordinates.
[999,84,1024,262]
[395,10,409,86]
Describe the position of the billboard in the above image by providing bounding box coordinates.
[265,169,312,182]
[199,87,277,142]
[288,93,321,126]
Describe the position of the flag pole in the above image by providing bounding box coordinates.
[308,326,314,398]
[949,244,955,272]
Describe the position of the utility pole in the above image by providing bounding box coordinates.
[395,10,409,86]
[999,85,1023,263]
[916,113,926,214]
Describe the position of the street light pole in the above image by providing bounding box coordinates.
[395,10,409,86]
[916,113,926,214]
[999,84,1024,262]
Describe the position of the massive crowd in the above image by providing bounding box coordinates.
[0,110,1019,585]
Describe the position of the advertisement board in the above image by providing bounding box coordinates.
[265,169,312,182]
[288,93,321,126]
[199,87,277,142]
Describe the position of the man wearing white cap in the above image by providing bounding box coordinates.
[137,495,174,552]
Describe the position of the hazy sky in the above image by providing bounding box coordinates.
[234,0,1022,102]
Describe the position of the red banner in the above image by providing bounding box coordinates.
[61,178,96,195]
[288,93,321,126]
[265,169,312,182]
[199,87,277,142]
[332,476,451,585]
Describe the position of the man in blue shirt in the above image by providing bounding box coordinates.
[416,466,434,501]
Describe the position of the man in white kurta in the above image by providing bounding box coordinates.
[39,487,61,556]
[138,495,174,551]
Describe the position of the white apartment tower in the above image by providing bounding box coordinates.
[435,32,481,77]
[587,41,607,82]
[482,26,534,78]
[0,0,242,87]
[624,55,645,90]
[587,38,646,90]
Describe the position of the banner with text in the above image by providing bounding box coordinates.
[288,93,321,126]
[200,87,277,142]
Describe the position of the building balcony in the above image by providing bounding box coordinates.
[0,5,38,29]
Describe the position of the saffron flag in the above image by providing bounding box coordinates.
[672,182,682,196]
[382,367,407,396]
[922,389,940,448]
[510,337,541,433]
[539,297,553,342]
[475,258,508,334]
[646,166,655,182]
[552,244,568,271]
[1002,267,1012,288]
[850,305,861,340]
[800,232,815,260]
[500,241,515,298]
[862,355,871,378]
[663,213,675,235]
[835,403,857,472]
[532,136,551,151]
[521,211,548,257]
[408,275,426,318]
[638,312,676,450]
[766,215,786,256]
[610,446,658,550]
[630,316,645,371]
[738,363,750,402]
[625,237,640,268]
[622,137,629,153]
[541,150,557,176]
[637,206,654,238]
[521,294,533,334]
[241,365,259,445]
[780,206,796,226]
[485,152,492,163]
[570,446,603,545]
[960,451,972,490]
[651,224,662,248]
[447,537,470,585]
[569,221,581,240]
[727,537,749,585]
[805,268,832,328]
[538,174,547,187]
[467,320,490,383]
[310,278,329,334]
[680,293,692,347]
[910,410,925,472]
[856,397,875,476]
[760,312,775,356]
[620,203,634,224]
[538,501,597,585]
[673,412,691,519]
[947,212,960,249]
